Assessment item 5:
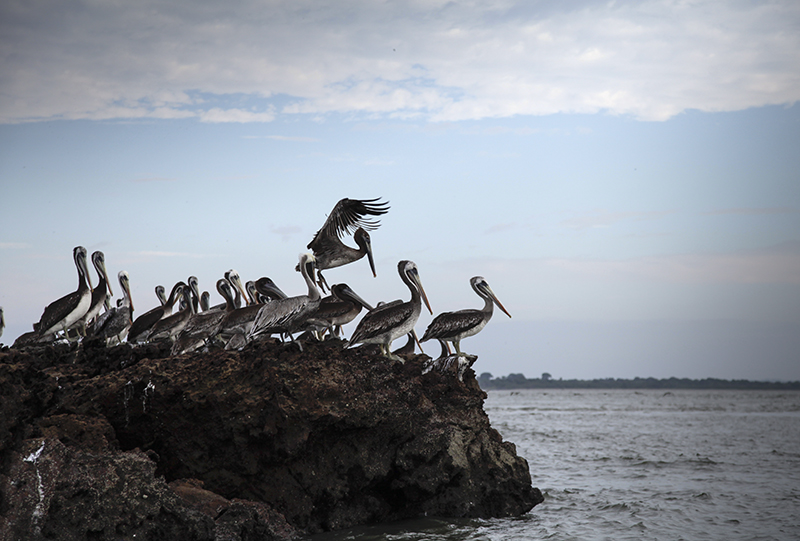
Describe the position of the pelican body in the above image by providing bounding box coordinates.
[127,281,185,343]
[89,271,133,345]
[421,276,511,358]
[172,279,235,355]
[348,260,432,361]
[304,198,389,290]
[248,253,321,344]
[148,286,195,343]
[36,246,93,341]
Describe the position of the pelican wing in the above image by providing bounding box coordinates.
[421,309,484,342]
[350,301,413,343]
[308,197,389,249]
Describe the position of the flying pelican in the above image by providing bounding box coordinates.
[248,253,321,346]
[35,246,93,342]
[420,276,511,359]
[313,283,374,338]
[78,251,114,335]
[88,271,134,345]
[127,281,185,343]
[171,279,236,355]
[148,285,196,343]
[303,197,389,291]
[348,260,432,361]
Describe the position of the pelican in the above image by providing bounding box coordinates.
[187,276,200,312]
[0,306,4,339]
[148,285,195,343]
[78,251,114,335]
[348,260,432,361]
[200,291,210,312]
[420,276,511,359]
[88,271,133,345]
[171,279,235,355]
[303,197,389,291]
[422,339,472,381]
[127,281,185,343]
[248,253,321,345]
[35,246,93,342]
[313,283,373,338]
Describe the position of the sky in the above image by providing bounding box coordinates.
[1,0,799,381]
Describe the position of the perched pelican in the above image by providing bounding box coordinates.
[226,270,249,308]
[187,276,200,312]
[245,280,258,305]
[127,281,185,343]
[88,271,133,345]
[78,251,114,335]
[421,276,511,358]
[0,306,4,339]
[248,253,321,345]
[303,197,389,291]
[313,283,373,338]
[35,246,93,342]
[422,339,472,381]
[348,260,432,361]
[171,279,235,355]
[148,286,195,343]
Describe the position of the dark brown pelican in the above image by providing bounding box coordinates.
[200,291,210,311]
[88,271,133,345]
[187,276,200,312]
[314,283,373,338]
[421,276,511,358]
[171,279,235,355]
[348,260,432,361]
[35,246,93,342]
[78,251,114,334]
[0,306,4,339]
[148,285,195,343]
[248,253,321,345]
[127,281,185,343]
[303,197,389,291]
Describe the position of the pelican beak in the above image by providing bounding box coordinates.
[340,285,374,311]
[412,329,424,354]
[485,284,511,318]
[365,239,377,278]
[410,269,433,315]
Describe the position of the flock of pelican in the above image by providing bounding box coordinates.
[10,198,511,370]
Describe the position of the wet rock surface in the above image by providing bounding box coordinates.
[0,338,543,540]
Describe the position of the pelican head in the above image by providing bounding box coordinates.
[118,271,133,313]
[471,276,511,318]
[225,269,249,306]
[92,250,112,296]
[399,260,432,315]
[74,246,92,289]
[255,277,288,301]
[354,227,376,277]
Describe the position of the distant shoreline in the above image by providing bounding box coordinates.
[478,373,800,390]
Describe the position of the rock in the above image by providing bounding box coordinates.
[0,339,543,539]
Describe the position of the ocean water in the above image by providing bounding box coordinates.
[307,389,800,540]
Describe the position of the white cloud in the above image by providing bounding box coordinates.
[1,0,799,123]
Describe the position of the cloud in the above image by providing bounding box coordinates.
[0,243,29,249]
[2,1,799,123]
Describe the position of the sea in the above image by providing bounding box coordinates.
[307,388,800,540]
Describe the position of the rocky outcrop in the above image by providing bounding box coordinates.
[0,338,543,540]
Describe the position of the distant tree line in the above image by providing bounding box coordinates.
[477,373,800,390]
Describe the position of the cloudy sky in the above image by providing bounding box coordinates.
[2,0,799,381]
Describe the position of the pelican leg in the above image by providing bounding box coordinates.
[453,340,477,361]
